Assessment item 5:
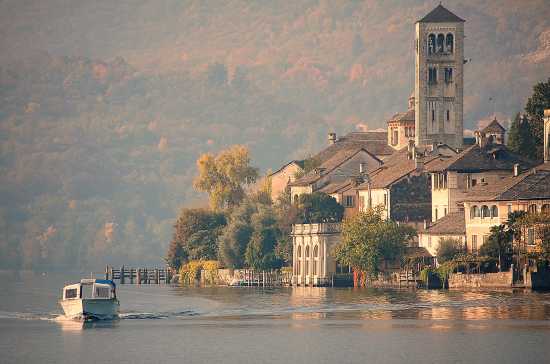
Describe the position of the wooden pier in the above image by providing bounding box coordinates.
[105,266,174,284]
[398,270,419,288]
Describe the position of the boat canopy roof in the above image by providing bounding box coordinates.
[79,279,116,288]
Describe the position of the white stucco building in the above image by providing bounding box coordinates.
[291,223,341,286]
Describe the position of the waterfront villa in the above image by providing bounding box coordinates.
[291,222,342,286]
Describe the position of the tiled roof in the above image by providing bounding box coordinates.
[427,143,536,173]
[318,179,358,194]
[289,147,377,187]
[425,212,466,235]
[313,131,394,163]
[418,4,465,23]
[405,246,434,258]
[356,148,441,189]
[269,160,304,176]
[388,109,415,123]
[482,119,506,133]
[461,165,550,202]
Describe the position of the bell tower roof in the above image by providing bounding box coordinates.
[417,4,465,23]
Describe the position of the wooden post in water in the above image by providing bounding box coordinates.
[120,266,125,284]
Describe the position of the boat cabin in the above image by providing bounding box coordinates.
[62,279,117,300]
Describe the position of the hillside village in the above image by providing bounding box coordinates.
[268,5,550,287]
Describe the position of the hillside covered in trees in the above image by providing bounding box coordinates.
[0,0,549,269]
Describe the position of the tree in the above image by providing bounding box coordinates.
[293,157,320,179]
[507,113,536,160]
[272,187,300,266]
[436,237,463,263]
[218,201,256,268]
[525,78,550,159]
[218,200,283,270]
[334,208,416,282]
[297,192,344,223]
[244,206,282,270]
[193,145,259,210]
[479,224,513,271]
[166,208,226,269]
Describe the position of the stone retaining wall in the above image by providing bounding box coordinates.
[448,271,512,289]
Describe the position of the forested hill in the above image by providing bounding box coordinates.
[0,0,548,269]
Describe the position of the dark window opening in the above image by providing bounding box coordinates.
[428,34,436,55]
[444,67,453,83]
[446,33,454,53]
[428,67,437,84]
[437,34,445,53]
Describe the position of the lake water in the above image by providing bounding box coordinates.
[1,271,550,364]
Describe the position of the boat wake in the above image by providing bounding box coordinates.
[0,309,200,322]
[119,310,198,320]
[0,310,60,321]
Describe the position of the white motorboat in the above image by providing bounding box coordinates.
[59,279,120,320]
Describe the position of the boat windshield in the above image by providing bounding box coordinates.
[63,284,81,300]
[93,284,112,298]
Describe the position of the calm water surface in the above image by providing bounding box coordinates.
[1,271,550,364]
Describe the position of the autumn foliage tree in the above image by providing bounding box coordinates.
[193,145,259,210]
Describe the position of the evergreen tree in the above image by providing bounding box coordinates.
[525,78,550,160]
[507,113,536,160]
[297,192,344,223]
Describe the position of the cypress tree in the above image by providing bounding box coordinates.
[525,78,550,160]
[507,113,536,160]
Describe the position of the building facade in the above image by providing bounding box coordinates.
[415,5,465,149]
[291,223,341,286]
[268,160,304,202]
[387,94,416,150]
[428,127,535,222]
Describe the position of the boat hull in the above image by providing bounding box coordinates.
[60,298,119,320]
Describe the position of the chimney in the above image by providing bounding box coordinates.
[328,132,337,145]
[415,155,424,171]
[359,162,366,175]
[423,219,429,230]
[513,163,520,177]
[544,109,550,163]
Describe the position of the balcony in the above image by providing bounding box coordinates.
[291,223,342,235]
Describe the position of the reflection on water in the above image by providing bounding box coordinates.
[2,271,550,324]
[56,317,119,332]
[2,272,550,364]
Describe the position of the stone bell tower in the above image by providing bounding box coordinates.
[415,4,465,149]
